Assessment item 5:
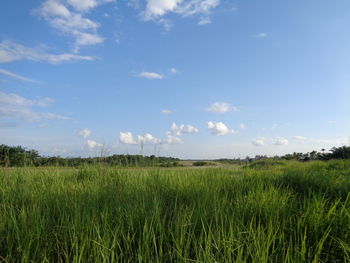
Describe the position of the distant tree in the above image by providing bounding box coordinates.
[330,146,350,159]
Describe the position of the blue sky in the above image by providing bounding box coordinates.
[0,0,349,159]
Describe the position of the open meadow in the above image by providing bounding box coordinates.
[0,160,349,262]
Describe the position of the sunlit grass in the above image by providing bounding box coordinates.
[0,161,349,262]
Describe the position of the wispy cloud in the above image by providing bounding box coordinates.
[169,67,177,74]
[239,123,246,130]
[161,109,172,115]
[78,128,92,138]
[0,40,94,64]
[253,33,268,38]
[271,123,279,130]
[198,16,211,25]
[207,121,238,135]
[292,136,307,143]
[35,0,114,50]
[207,102,239,113]
[67,0,115,12]
[0,91,69,122]
[138,71,164,79]
[0,68,42,83]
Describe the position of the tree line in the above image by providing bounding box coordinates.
[0,144,180,167]
[281,146,350,161]
[1,144,350,167]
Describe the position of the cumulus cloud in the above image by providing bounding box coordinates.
[36,0,112,50]
[207,121,237,135]
[120,130,184,146]
[164,134,183,144]
[207,102,239,113]
[85,139,102,149]
[138,72,164,79]
[0,91,69,122]
[252,137,265,146]
[161,109,172,115]
[0,40,94,64]
[0,68,42,83]
[170,122,199,136]
[273,137,289,146]
[78,128,92,138]
[119,131,161,145]
[119,131,137,144]
[144,0,182,19]
[138,133,161,144]
[141,0,220,26]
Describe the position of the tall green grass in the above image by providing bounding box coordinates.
[0,161,349,262]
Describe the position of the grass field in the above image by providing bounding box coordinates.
[0,160,349,262]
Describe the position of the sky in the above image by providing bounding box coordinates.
[0,0,349,159]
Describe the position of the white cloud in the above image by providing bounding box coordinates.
[161,109,172,115]
[292,136,307,143]
[157,18,173,31]
[176,0,219,17]
[0,40,94,64]
[119,131,137,144]
[170,67,177,73]
[164,134,183,144]
[120,131,178,146]
[0,91,53,107]
[239,123,245,130]
[85,139,102,149]
[273,137,289,146]
[78,128,92,138]
[138,133,161,144]
[207,102,239,113]
[67,0,114,12]
[141,0,220,26]
[143,0,182,19]
[40,0,71,17]
[253,33,268,38]
[198,16,211,25]
[0,68,42,84]
[252,137,265,146]
[0,91,69,122]
[138,72,164,79]
[73,32,104,46]
[170,122,199,136]
[207,121,237,135]
[37,0,111,49]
